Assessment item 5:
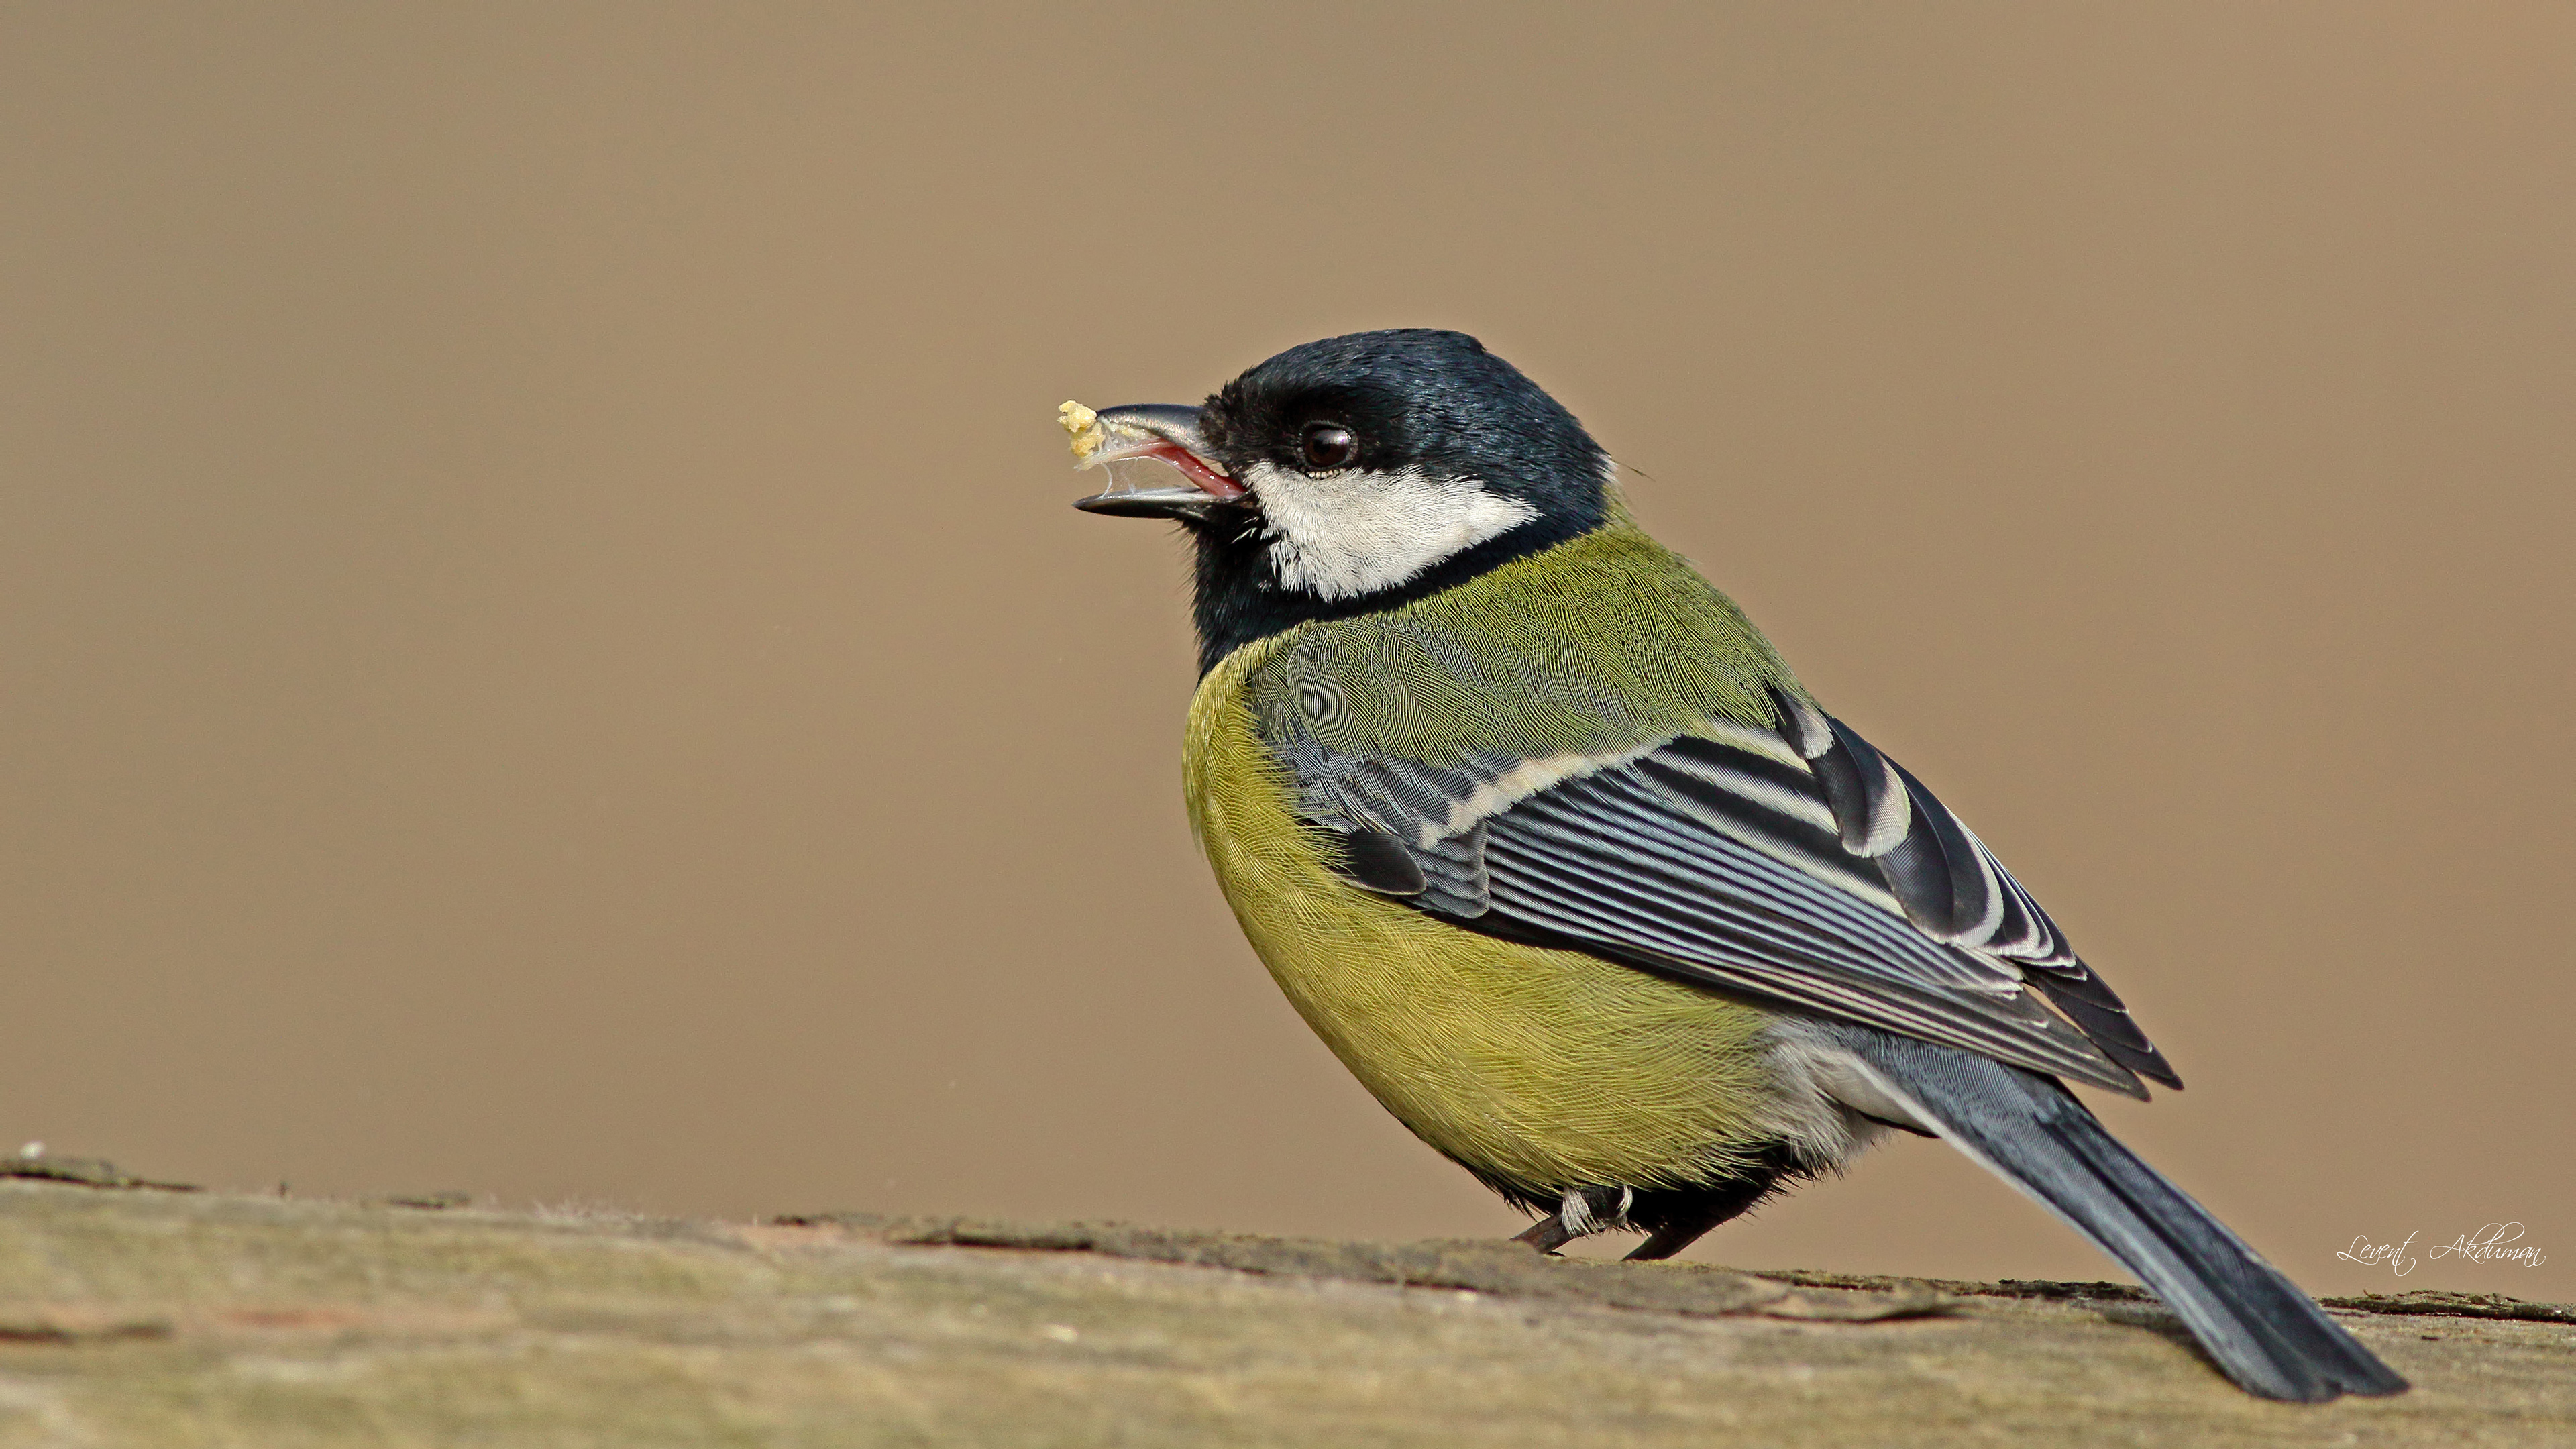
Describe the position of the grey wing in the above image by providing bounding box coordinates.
[1291,686,2177,1099]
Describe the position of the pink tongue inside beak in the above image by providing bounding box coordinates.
[1135,443,1248,501]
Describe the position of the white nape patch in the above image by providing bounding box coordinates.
[1243,459,1538,601]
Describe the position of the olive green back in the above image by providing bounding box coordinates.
[1240,511,1803,767]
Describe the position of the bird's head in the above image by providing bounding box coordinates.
[1063,329,1612,665]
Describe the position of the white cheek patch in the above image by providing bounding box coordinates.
[1245,460,1540,601]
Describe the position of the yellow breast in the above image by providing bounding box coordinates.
[1183,635,1786,1195]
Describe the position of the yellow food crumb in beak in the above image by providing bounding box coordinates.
[1059,400,1104,462]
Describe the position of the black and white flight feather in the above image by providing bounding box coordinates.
[1291,685,2178,1098]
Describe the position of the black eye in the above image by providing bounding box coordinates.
[1300,423,1359,471]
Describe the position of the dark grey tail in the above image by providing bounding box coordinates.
[1847,1030,2406,1403]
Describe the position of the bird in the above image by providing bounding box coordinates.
[1057,328,2405,1402]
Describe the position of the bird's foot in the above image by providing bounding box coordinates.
[1513,1185,1633,1255]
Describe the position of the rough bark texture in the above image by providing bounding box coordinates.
[2,1176,2570,1446]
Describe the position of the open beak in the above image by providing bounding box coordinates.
[1059,402,1250,520]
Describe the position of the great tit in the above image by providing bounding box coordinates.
[1060,329,2404,1402]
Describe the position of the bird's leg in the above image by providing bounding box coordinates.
[1621,1152,1809,1260]
[1623,1210,1723,1262]
[1512,1214,1578,1254]
[1513,1186,1633,1255]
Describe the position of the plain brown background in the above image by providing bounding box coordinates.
[3,3,2568,1302]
